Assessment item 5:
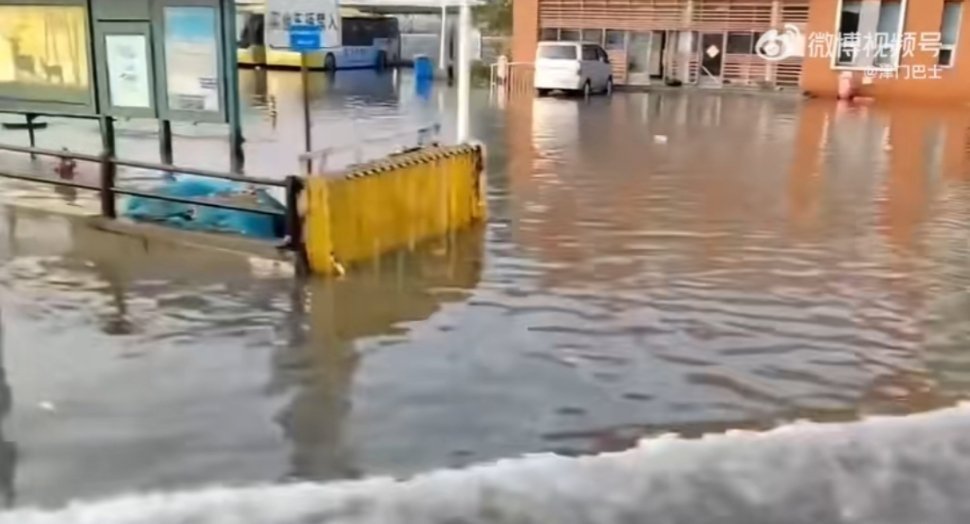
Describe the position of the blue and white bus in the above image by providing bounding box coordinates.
[237,4,401,70]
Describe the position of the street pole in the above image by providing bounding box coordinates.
[301,51,312,173]
[439,2,448,71]
[223,0,245,173]
[456,0,471,143]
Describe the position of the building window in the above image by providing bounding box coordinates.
[559,29,580,41]
[872,2,902,67]
[836,1,862,65]
[605,30,626,50]
[540,28,559,41]
[582,29,603,44]
[597,47,610,63]
[726,32,755,54]
[940,2,963,66]
[836,0,905,69]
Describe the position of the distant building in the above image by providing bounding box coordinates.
[513,0,811,90]
[513,0,969,100]
[803,0,967,101]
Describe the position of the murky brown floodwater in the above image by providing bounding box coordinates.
[0,70,967,508]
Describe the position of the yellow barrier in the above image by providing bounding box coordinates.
[303,143,486,275]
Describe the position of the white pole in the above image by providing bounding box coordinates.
[456,0,471,142]
[439,2,448,70]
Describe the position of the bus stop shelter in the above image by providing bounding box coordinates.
[0,0,245,171]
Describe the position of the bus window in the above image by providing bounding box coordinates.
[358,19,374,45]
[342,18,372,46]
[373,17,401,59]
[340,18,353,46]
[378,18,400,39]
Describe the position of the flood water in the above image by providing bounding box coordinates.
[0,70,968,513]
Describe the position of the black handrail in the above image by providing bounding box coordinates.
[114,187,285,216]
[114,157,285,187]
[0,109,101,121]
[0,142,284,187]
[0,169,101,191]
[0,142,104,163]
[0,140,303,256]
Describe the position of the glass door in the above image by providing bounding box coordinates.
[627,31,653,86]
[699,32,724,87]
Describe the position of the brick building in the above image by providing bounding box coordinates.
[513,0,969,101]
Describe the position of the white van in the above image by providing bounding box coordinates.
[534,41,614,97]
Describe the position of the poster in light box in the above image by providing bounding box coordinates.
[0,5,91,105]
[164,6,221,113]
[105,34,151,108]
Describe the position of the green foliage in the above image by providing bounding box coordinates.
[474,0,512,36]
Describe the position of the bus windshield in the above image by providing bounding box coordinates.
[341,17,400,47]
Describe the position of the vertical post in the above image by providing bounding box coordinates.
[439,2,448,70]
[159,119,173,165]
[682,0,695,85]
[766,0,781,85]
[284,174,307,275]
[25,114,36,159]
[222,0,245,173]
[457,0,471,142]
[99,116,117,219]
[301,52,313,174]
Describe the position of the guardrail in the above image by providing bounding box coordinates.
[0,112,304,260]
[489,61,535,94]
[298,123,441,173]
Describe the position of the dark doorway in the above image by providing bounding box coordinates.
[700,32,724,79]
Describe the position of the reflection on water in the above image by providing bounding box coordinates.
[0,305,15,507]
[273,228,483,481]
[236,69,436,174]
[505,94,969,439]
[0,82,967,509]
[0,207,484,507]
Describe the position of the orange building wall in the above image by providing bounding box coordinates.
[802,0,970,101]
[513,0,539,62]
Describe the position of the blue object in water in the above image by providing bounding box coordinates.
[414,54,434,81]
[123,175,285,239]
[416,76,433,100]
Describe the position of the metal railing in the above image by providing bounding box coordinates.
[0,112,305,260]
[489,61,535,94]
[298,123,441,173]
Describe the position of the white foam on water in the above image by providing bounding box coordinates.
[7,405,970,524]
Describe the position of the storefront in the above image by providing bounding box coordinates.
[515,0,970,101]
[514,0,811,89]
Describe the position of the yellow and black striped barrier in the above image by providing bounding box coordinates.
[303,143,486,276]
